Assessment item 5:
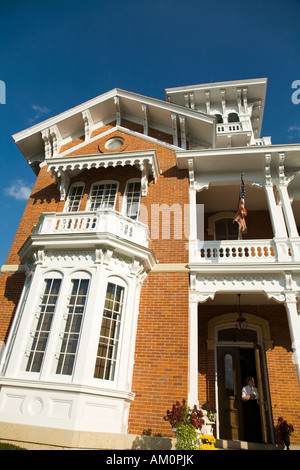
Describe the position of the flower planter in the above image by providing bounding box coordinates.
[165,400,216,450]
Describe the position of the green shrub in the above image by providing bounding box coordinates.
[175,423,198,450]
[0,442,27,450]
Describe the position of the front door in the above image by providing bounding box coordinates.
[217,347,243,440]
[217,345,268,442]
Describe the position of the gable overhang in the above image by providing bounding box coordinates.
[12,88,216,172]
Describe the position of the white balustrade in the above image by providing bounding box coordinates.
[190,239,282,263]
[33,209,150,248]
[217,122,242,133]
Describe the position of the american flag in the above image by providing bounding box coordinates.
[233,175,247,231]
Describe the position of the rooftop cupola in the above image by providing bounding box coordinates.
[165,78,271,148]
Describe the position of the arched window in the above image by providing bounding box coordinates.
[215,218,239,240]
[214,114,223,123]
[64,183,84,213]
[228,112,239,123]
[87,181,118,211]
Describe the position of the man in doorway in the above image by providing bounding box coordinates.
[241,377,262,442]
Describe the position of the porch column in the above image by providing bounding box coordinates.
[284,293,300,389]
[188,298,199,407]
[264,184,288,239]
[278,183,298,238]
[264,172,290,261]
[189,186,197,241]
[278,182,300,261]
[278,152,298,238]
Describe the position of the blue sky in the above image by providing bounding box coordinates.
[0,0,300,266]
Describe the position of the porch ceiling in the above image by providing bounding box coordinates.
[203,292,282,306]
[196,180,268,213]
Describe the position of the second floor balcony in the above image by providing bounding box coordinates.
[189,238,300,265]
[18,209,156,271]
[184,151,300,266]
[33,209,150,248]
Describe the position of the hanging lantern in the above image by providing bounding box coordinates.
[235,294,248,330]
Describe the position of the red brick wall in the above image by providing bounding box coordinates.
[128,272,190,437]
[0,272,25,343]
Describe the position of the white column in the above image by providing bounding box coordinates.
[278,184,299,238]
[284,294,300,389]
[188,298,199,407]
[189,187,197,241]
[264,183,290,261]
[264,184,288,238]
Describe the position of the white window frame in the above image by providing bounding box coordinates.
[122,178,141,221]
[86,180,119,211]
[64,183,85,213]
[23,271,63,375]
[53,271,91,379]
[93,276,127,384]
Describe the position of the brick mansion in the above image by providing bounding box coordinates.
[0,78,299,449]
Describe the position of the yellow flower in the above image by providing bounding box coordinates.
[198,443,217,450]
[200,435,216,445]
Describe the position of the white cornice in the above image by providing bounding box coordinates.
[165,78,268,96]
[176,143,300,163]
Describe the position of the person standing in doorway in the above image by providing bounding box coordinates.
[241,377,262,442]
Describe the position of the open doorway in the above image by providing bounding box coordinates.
[216,330,271,443]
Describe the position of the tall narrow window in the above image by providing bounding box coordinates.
[65,184,84,212]
[26,278,61,373]
[94,282,125,381]
[224,354,234,396]
[124,180,141,220]
[56,278,89,376]
[88,182,118,211]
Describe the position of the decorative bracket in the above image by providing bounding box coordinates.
[41,129,52,158]
[265,153,272,186]
[179,115,186,150]
[171,113,178,147]
[141,104,148,136]
[82,109,94,141]
[114,96,122,126]
[49,125,62,157]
